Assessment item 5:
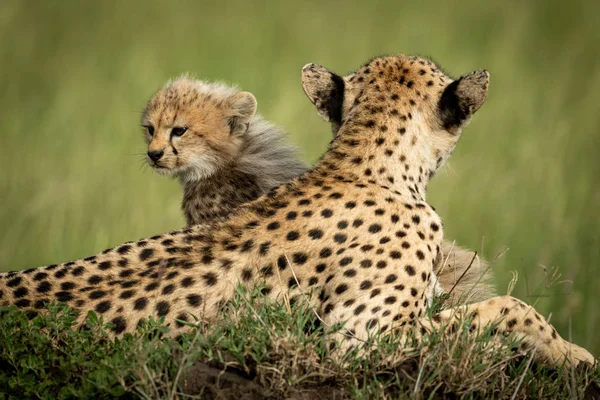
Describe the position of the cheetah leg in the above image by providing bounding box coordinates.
[405,295,595,368]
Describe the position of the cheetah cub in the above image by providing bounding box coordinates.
[141,76,308,226]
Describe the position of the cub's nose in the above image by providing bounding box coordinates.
[148,150,164,162]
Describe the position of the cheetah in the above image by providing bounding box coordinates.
[144,76,493,307]
[301,73,495,306]
[0,54,593,368]
[142,76,308,227]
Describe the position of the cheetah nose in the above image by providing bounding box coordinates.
[148,150,164,162]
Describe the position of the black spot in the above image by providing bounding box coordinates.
[315,263,326,273]
[339,257,353,266]
[33,272,48,281]
[405,265,416,276]
[240,240,254,252]
[119,269,134,278]
[203,272,218,286]
[55,291,74,302]
[98,261,112,271]
[277,255,288,270]
[385,274,397,283]
[345,201,356,209]
[361,244,374,252]
[390,251,402,259]
[55,268,70,278]
[354,304,366,315]
[292,252,308,265]
[36,281,52,293]
[320,248,332,258]
[267,221,280,230]
[335,284,348,294]
[240,268,253,282]
[286,231,300,241]
[360,260,373,268]
[110,316,127,334]
[368,224,382,233]
[161,284,175,295]
[333,234,347,244]
[343,269,357,277]
[139,248,154,261]
[416,250,425,260]
[117,245,132,255]
[120,290,136,299]
[321,209,333,218]
[366,319,378,330]
[360,281,372,290]
[89,290,106,300]
[144,282,158,291]
[180,277,194,287]
[156,301,170,317]
[308,229,324,240]
[95,301,111,313]
[166,271,179,280]
[259,242,271,255]
[353,219,364,228]
[13,286,28,298]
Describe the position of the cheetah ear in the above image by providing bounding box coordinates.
[438,70,490,131]
[301,63,345,128]
[227,92,257,135]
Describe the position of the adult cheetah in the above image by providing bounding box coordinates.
[144,76,494,306]
[0,54,593,368]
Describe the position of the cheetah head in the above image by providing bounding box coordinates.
[302,55,489,186]
[141,76,257,182]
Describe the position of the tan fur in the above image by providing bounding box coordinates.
[0,55,593,368]
[142,77,308,226]
[437,242,495,306]
[302,67,496,306]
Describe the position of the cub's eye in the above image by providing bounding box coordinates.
[145,126,155,136]
[171,127,188,137]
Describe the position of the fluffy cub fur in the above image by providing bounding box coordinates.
[141,76,308,226]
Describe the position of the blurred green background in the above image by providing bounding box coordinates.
[0,1,598,353]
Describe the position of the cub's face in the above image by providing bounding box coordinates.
[141,78,257,182]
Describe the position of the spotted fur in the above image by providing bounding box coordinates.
[0,55,593,368]
[142,76,308,226]
[302,70,496,306]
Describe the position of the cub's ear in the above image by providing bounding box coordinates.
[227,92,257,135]
[438,70,490,131]
[301,63,345,128]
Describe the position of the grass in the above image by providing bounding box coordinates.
[1,288,598,399]
[0,0,598,392]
